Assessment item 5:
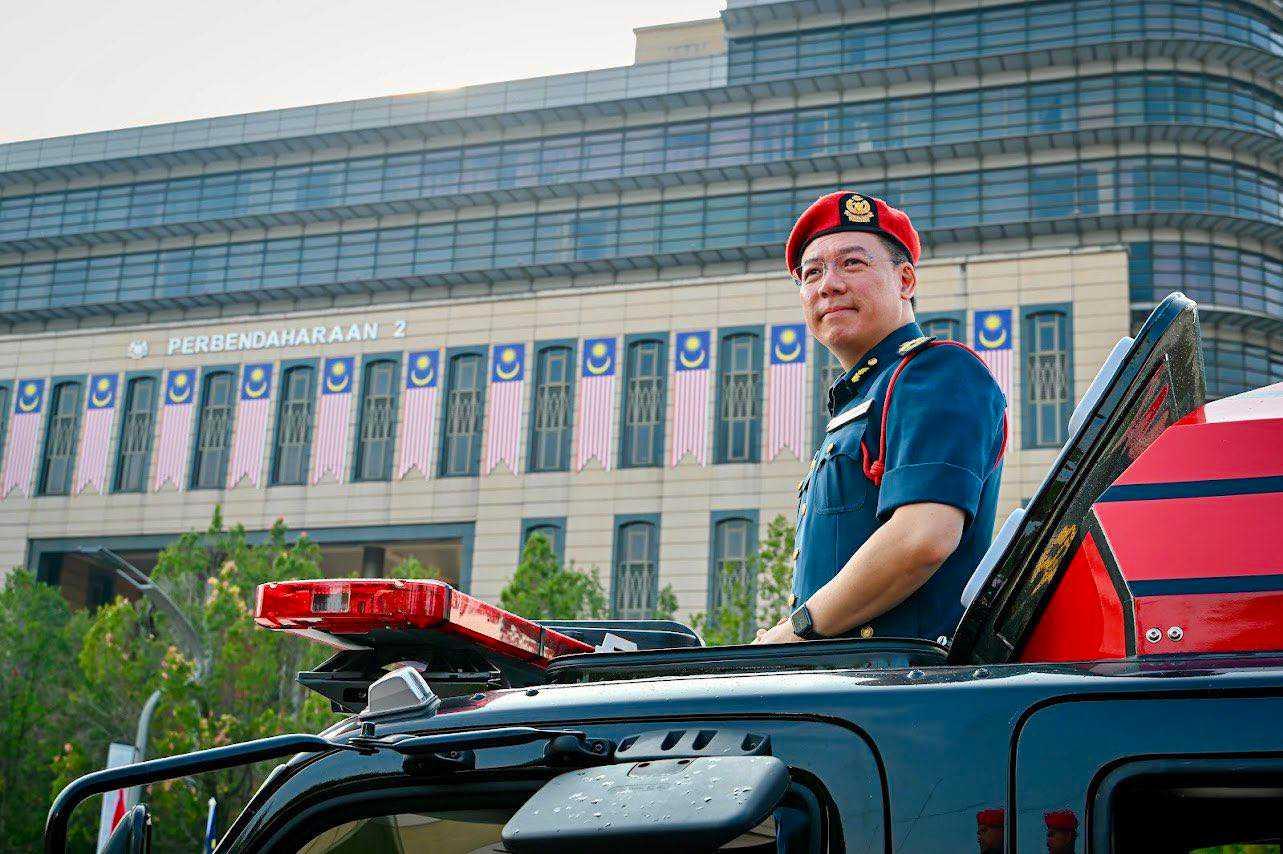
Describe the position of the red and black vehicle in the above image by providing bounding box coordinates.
[48,293,1283,853]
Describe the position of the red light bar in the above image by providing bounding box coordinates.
[254,579,593,666]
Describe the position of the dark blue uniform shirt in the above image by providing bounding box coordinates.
[791,321,1007,642]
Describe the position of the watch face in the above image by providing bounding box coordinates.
[791,605,812,637]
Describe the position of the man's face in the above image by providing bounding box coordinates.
[796,231,914,365]
[1046,829,1075,853]
[977,824,1003,853]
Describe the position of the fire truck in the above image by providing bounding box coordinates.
[47,294,1283,852]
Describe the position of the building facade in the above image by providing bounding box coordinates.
[1,0,1281,614]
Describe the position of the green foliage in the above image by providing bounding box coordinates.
[0,570,87,848]
[653,584,679,622]
[51,511,335,852]
[499,534,607,621]
[386,556,441,580]
[691,515,796,646]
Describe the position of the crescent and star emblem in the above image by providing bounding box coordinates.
[90,378,115,408]
[584,341,612,376]
[495,347,521,381]
[167,372,192,405]
[16,382,39,413]
[243,367,269,399]
[409,354,436,387]
[773,328,801,363]
[977,314,1009,349]
[677,335,707,370]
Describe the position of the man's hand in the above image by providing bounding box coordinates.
[752,620,804,645]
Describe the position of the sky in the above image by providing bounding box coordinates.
[0,0,726,146]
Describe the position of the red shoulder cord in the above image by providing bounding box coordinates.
[860,340,1010,487]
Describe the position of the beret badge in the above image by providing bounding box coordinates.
[843,194,874,224]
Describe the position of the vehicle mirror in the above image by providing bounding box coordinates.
[102,804,152,854]
[501,755,790,853]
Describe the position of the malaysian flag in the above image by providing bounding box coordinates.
[671,330,711,467]
[483,344,525,475]
[766,324,807,461]
[227,363,273,488]
[397,349,440,479]
[574,337,617,471]
[0,379,45,499]
[312,356,354,484]
[153,368,196,492]
[73,373,118,495]
[973,309,1014,401]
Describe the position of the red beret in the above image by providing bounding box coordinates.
[785,191,922,275]
[976,809,1005,828]
[1044,810,1079,832]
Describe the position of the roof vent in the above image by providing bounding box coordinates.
[359,665,441,720]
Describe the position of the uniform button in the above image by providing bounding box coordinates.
[799,503,807,517]
[792,548,800,561]
[824,442,834,456]
[859,626,874,639]
[867,357,877,366]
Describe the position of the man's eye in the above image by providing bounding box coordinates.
[844,257,863,268]
[802,268,822,282]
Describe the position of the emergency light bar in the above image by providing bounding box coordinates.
[255,579,593,666]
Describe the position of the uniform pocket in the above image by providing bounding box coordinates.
[811,420,874,515]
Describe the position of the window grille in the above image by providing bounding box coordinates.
[1023,310,1073,447]
[614,521,657,619]
[191,372,233,489]
[530,347,572,472]
[114,377,156,493]
[272,366,314,485]
[711,518,753,611]
[622,339,665,467]
[354,360,397,481]
[717,333,762,463]
[442,354,484,476]
[38,381,83,495]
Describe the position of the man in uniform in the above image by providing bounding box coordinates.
[977,808,1005,854]
[1044,810,1078,853]
[755,191,1007,644]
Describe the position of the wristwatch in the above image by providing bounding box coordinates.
[790,603,825,640]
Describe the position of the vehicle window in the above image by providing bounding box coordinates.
[296,810,510,854]
[293,810,784,853]
[1111,771,1283,853]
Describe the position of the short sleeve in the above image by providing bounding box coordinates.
[875,346,1007,524]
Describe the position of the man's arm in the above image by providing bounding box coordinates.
[754,502,963,643]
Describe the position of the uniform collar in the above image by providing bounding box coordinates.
[826,321,924,416]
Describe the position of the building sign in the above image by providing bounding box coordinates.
[125,319,408,359]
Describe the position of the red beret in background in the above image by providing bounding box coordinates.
[1044,810,1079,831]
[976,808,1005,828]
[785,191,922,275]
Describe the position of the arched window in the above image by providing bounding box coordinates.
[613,518,659,619]
[812,344,844,450]
[918,313,962,342]
[715,330,763,464]
[354,358,399,482]
[272,364,315,485]
[0,384,12,475]
[38,380,83,495]
[113,376,157,493]
[528,344,574,472]
[440,351,486,477]
[191,370,234,489]
[620,336,666,468]
[709,515,757,623]
[1021,306,1074,448]
[520,519,566,565]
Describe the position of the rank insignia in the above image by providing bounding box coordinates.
[897,335,936,356]
[843,194,875,224]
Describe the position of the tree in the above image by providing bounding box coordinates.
[52,510,336,852]
[0,570,86,848]
[499,534,607,621]
[691,515,795,646]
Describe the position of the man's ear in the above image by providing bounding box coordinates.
[899,263,917,302]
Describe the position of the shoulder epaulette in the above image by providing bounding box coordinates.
[896,335,937,357]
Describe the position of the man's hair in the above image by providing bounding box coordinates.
[879,235,912,269]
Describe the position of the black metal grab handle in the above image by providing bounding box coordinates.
[44,734,354,854]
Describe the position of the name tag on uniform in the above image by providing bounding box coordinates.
[826,400,870,432]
